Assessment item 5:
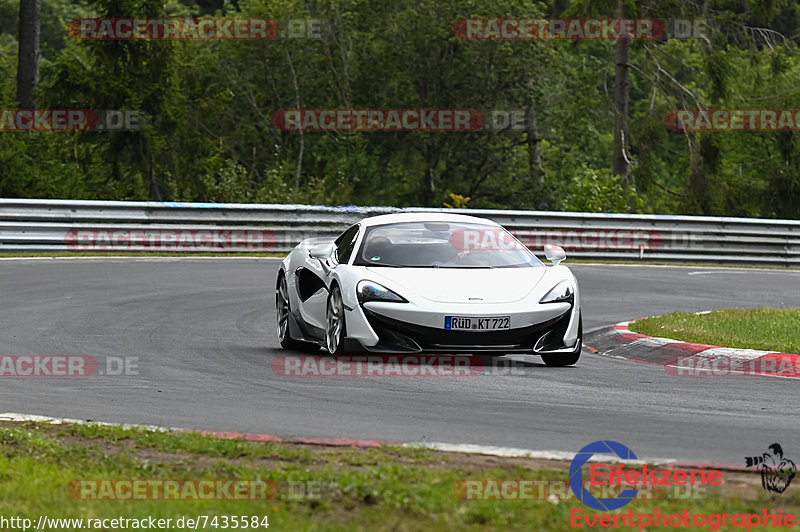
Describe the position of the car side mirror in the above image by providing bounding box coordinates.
[544,244,566,266]
[310,242,335,261]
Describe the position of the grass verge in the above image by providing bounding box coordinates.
[0,420,795,531]
[629,308,800,353]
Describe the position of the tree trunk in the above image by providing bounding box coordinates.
[526,108,543,184]
[149,153,163,201]
[16,0,42,109]
[526,106,547,209]
[612,0,631,184]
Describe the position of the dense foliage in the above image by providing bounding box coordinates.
[1,0,799,218]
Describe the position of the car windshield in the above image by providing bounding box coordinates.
[354,221,543,268]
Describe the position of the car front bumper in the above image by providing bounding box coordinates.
[342,299,580,355]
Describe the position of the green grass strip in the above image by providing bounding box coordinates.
[630,308,800,353]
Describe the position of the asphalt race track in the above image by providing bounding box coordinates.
[2,258,800,464]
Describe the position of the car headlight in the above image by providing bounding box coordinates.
[540,280,574,304]
[357,280,408,304]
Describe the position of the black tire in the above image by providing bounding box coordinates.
[325,284,346,356]
[541,315,582,367]
[276,274,319,352]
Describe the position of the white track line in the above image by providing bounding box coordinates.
[0,412,170,432]
[401,442,676,465]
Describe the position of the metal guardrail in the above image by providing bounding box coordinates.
[1,198,799,266]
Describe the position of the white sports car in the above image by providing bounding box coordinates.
[275,212,582,366]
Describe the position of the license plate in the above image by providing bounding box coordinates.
[444,316,510,331]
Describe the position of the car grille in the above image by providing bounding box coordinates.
[362,308,570,353]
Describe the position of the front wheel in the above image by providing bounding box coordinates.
[276,274,318,352]
[541,315,582,367]
[325,285,346,355]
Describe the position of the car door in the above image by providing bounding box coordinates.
[297,224,360,332]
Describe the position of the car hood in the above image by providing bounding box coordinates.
[364,266,547,304]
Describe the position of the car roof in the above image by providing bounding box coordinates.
[358,212,501,228]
